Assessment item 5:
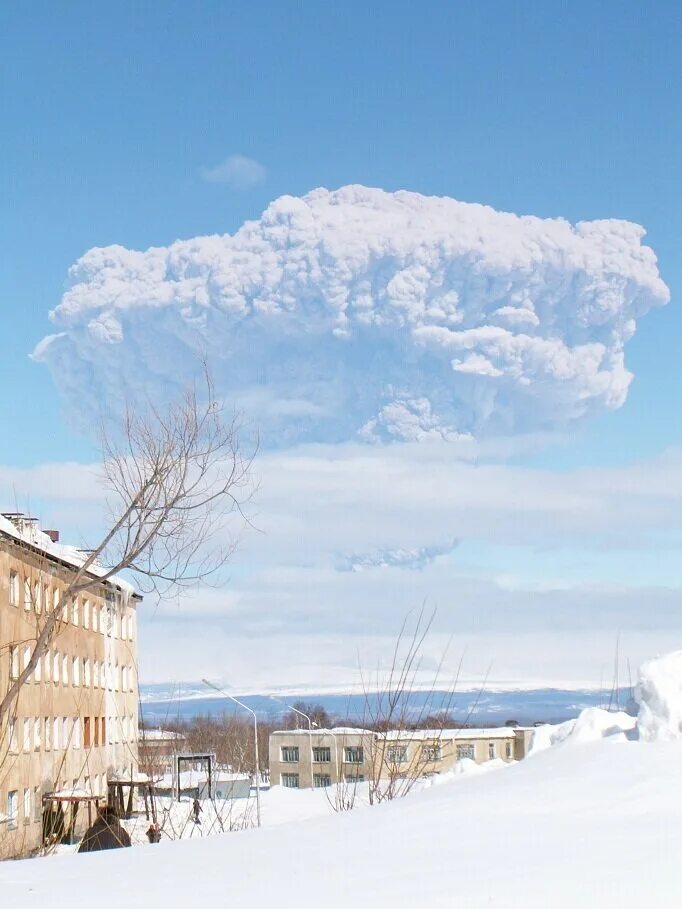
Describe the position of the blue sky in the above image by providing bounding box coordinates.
[1,1,681,687]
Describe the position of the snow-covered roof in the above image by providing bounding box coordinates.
[271,727,372,736]
[381,727,517,741]
[140,728,185,742]
[271,726,518,740]
[0,514,139,600]
[48,788,98,800]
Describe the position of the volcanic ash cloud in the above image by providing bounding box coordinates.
[35,185,669,447]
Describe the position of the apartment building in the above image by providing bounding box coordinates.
[269,728,373,789]
[0,514,141,858]
[269,725,534,789]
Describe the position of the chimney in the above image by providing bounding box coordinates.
[45,530,60,543]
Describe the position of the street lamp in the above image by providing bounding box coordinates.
[201,679,261,827]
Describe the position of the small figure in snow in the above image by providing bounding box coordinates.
[192,797,203,824]
[146,822,162,843]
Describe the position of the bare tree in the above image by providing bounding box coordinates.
[0,371,253,729]
[283,702,331,731]
[358,607,479,805]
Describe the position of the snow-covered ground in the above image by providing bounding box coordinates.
[5,652,682,908]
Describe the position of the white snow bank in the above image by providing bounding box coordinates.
[636,650,682,742]
[6,724,682,908]
[529,707,635,755]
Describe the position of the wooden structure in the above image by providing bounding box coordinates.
[108,773,157,822]
[42,790,102,847]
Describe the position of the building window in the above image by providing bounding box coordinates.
[34,653,42,683]
[505,741,513,759]
[345,773,365,783]
[43,585,50,614]
[73,717,81,749]
[53,588,59,613]
[121,666,128,691]
[61,717,69,750]
[422,745,442,762]
[313,774,332,788]
[344,746,364,764]
[23,788,31,824]
[386,745,408,764]
[7,791,18,830]
[23,645,31,673]
[23,578,31,610]
[281,773,299,789]
[72,657,80,686]
[62,655,69,685]
[456,743,475,760]
[23,718,30,752]
[44,652,50,682]
[45,717,51,751]
[488,742,496,760]
[34,581,42,614]
[72,598,79,626]
[53,717,60,750]
[100,606,106,635]
[93,662,99,688]
[84,659,91,687]
[83,600,90,629]
[33,787,41,822]
[281,746,299,763]
[9,570,19,607]
[34,717,41,750]
[53,652,59,684]
[312,746,331,763]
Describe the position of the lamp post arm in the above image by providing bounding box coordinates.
[201,679,262,827]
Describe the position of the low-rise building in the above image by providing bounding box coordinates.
[376,726,532,778]
[138,728,186,778]
[269,728,373,789]
[269,725,534,789]
[0,513,141,858]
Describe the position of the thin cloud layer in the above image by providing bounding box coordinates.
[200,154,267,189]
[35,185,668,447]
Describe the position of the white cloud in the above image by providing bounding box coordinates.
[4,445,682,687]
[200,154,267,189]
[34,185,668,448]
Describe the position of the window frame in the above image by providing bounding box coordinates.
[281,773,300,789]
[280,745,300,763]
[344,746,364,764]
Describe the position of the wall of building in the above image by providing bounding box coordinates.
[269,727,534,790]
[269,730,373,789]
[0,537,140,858]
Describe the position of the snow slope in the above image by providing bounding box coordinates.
[5,653,682,908]
[5,731,682,907]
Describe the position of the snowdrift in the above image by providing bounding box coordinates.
[635,650,682,742]
[3,651,682,909]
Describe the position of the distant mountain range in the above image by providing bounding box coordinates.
[139,683,634,727]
